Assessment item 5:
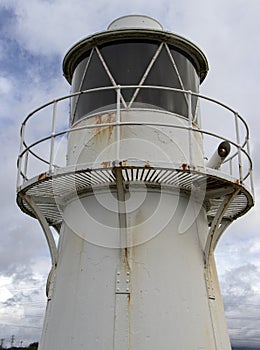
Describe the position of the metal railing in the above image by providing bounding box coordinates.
[17,85,254,196]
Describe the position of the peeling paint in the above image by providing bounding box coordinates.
[38,172,47,181]
[181,163,189,171]
[119,160,127,167]
[102,161,111,168]
[94,113,116,140]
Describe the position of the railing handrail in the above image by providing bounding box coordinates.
[20,85,250,140]
[17,85,253,195]
[18,120,253,171]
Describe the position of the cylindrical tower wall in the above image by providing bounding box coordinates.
[67,110,204,168]
[40,186,230,349]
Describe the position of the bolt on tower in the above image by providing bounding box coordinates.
[17,15,254,350]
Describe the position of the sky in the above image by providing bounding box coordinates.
[0,0,259,348]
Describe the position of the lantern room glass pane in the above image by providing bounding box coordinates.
[170,48,200,115]
[70,40,200,125]
[71,50,115,124]
[100,40,159,102]
[136,45,187,116]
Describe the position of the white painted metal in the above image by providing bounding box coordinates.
[39,186,232,349]
[206,141,231,170]
[23,195,57,268]
[66,110,204,167]
[204,190,239,267]
[16,16,254,350]
[38,109,230,348]
[107,15,163,30]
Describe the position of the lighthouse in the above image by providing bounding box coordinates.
[17,15,254,349]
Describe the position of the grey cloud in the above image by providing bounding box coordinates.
[219,264,260,346]
[222,264,258,299]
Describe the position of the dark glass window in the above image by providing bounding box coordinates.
[71,55,89,122]
[70,40,200,124]
[71,53,90,93]
[138,45,187,116]
[71,50,116,123]
[170,49,200,115]
[100,41,159,102]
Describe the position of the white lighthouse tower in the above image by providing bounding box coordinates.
[17,15,254,349]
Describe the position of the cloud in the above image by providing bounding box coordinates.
[0,76,12,94]
[0,0,197,57]
[219,263,260,347]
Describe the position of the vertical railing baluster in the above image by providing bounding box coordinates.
[49,101,57,173]
[17,123,25,188]
[188,91,193,166]
[234,112,243,183]
[24,150,29,181]
[116,86,121,161]
[246,139,254,197]
[229,158,233,176]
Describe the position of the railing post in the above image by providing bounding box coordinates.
[17,123,25,188]
[49,101,57,173]
[229,158,233,177]
[116,86,121,161]
[246,139,254,197]
[17,156,22,189]
[23,150,29,181]
[234,112,243,183]
[188,91,193,166]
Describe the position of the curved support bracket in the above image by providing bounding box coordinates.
[211,219,232,251]
[23,195,58,267]
[46,264,56,300]
[204,189,239,268]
